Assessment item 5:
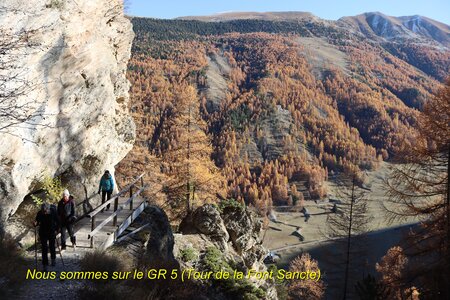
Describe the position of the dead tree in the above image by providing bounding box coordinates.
[326,173,373,300]
[384,79,450,299]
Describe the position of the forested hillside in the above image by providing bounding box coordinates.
[117,15,448,220]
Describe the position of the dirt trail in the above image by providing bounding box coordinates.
[13,248,85,300]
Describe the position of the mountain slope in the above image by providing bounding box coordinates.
[338,12,450,46]
[336,12,450,81]
[178,11,319,22]
[119,13,448,213]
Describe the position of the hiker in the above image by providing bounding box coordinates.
[34,203,59,271]
[331,203,338,214]
[98,170,114,212]
[302,207,311,222]
[268,209,278,223]
[57,189,76,250]
[291,226,305,241]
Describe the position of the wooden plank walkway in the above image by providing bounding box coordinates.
[72,196,147,250]
[67,174,149,251]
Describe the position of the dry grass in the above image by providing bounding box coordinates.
[80,248,203,299]
[78,249,134,300]
[0,234,28,295]
[80,249,133,280]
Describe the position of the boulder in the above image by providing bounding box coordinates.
[192,204,229,251]
[142,206,178,268]
[180,204,266,269]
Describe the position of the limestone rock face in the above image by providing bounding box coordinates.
[179,204,266,269]
[221,206,266,267]
[174,204,277,299]
[192,204,229,251]
[0,0,135,232]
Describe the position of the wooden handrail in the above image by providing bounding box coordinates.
[80,193,98,205]
[88,185,147,239]
[115,224,149,243]
[72,193,97,221]
[87,173,144,218]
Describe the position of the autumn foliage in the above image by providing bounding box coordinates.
[288,253,325,300]
[117,18,445,219]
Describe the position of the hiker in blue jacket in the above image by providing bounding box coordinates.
[98,170,114,211]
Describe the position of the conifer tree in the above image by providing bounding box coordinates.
[326,173,372,300]
[385,79,450,298]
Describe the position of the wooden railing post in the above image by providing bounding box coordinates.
[130,185,133,210]
[140,176,144,188]
[87,174,145,248]
[113,197,119,226]
[91,216,96,248]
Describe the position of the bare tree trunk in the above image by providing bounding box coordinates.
[342,175,355,300]
[186,104,192,213]
[447,147,450,300]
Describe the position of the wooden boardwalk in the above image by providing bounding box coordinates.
[68,174,148,251]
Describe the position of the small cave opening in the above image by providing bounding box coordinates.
[7,191,45,249]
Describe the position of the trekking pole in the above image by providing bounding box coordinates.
[55,236,65,267]
[34,226,38,269]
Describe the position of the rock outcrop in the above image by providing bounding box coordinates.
[141,206,178,267]
[114,203,276,299]
[0,0,135,233]
[191,204,230,251]
[221,205,266,268]
[174,204,277,299]
[178,204,266,269]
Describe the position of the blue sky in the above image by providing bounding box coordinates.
[128,0,450,24]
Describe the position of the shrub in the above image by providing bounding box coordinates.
[267,264,289,300]
[78,249,133,299]
[0,234,27,297]
[47,0,64,9]
[201,246,266,299]
[30,174,65,207]
[80,249,131,283]
[180,247,198,262]
[217,198,244,213]
[202,246,229,273]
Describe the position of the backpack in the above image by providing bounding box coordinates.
[100,175,114,192]
[49,204,60,231]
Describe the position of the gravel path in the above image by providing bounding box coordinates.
[14,247,88,300]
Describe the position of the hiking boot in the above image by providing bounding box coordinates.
[61,245,66,251]
[51,259,56,267]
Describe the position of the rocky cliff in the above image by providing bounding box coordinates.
[117,204,277,299]
[0,0,135,233]
[175,204,277,299]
